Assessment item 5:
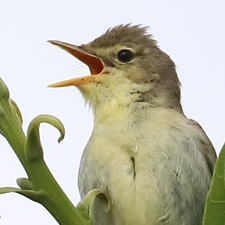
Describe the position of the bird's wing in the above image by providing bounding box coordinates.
[188,119,217,175]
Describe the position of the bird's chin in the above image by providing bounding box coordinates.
[76,81,102,108]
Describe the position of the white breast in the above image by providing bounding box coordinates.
[78,107,212,225]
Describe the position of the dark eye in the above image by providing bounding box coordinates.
[117,49,134,63]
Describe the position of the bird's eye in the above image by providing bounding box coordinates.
[117,49,134,63]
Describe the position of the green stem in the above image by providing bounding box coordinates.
[0,78,90,225]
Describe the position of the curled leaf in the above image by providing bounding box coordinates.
[77,189,110,222]
[25,114,65,161]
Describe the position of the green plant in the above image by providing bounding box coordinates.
[202,144,225,225]
[0,78,107,225]
[0,77,223,225]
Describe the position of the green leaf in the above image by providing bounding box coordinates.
[0,187,42,201]
[203,144,225,225]
[25,114,65,161]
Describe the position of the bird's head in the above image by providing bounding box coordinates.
[49,25,182,116]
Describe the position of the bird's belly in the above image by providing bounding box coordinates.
[78,126,211,225]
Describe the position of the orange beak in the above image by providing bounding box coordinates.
[48,40,105,87]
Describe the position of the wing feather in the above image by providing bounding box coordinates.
[188,119,217,175]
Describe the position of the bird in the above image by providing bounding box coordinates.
[49,24,217,225]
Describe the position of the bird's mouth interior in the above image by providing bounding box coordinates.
[48,40,105,87]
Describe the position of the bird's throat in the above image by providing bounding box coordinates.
[79,72,152,124]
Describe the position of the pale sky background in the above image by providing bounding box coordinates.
[0,0,225,224]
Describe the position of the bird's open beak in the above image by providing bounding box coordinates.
[48,40,105,87]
